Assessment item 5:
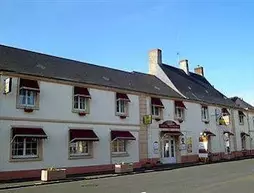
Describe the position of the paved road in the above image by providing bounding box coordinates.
[2,159,254,193]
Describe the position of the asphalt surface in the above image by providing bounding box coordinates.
[2,159,254,193]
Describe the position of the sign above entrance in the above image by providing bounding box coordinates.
[159,120,180,129]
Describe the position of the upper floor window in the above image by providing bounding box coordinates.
[238,111,245,125]
[151,97,164,119]
[73,87,91,113]
[116,93,130,116]
[175,101,186,121]
[18,79,40,108]
[201,105,209,121]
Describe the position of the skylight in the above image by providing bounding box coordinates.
[102,76,110,81]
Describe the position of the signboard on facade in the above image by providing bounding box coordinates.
[159,120,180,129]
[3,78,12,94]
[153,141,159,154]
[143,115,152,125]
[186,137,192,153]
[219,115,230,125]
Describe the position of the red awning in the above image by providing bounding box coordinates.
[201,104,208,108]
[116,93,130,102]
[151,97,164,108]
[161,130,183,136]
[19,79,40,92]
[69,129,99,142]
[222,108,230,115]
[238,111,246,117]
[203,130,216,136]
[241,132,250,137]
[74,87,91,98]
[223,131,234,136]
[12,127,47,139]
[175,101,186,109]
[111,130,136,141]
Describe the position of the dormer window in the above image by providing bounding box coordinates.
[18,78,40,109]
[174,101,186,121]
[73,87,91,114]
[116,93,130,116]
[238,111,245,125]
[151,97,164,119]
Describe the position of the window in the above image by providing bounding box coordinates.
[74,95,88,111]
[175,106,184,120]
[69,141,90,157]
[116,100,128,115]
[12,137,39,159]
[112,140,126,153]
[239,114,244,125]
[241,136,246,150]
[201,106,209,121]
[152,105,161,117]
[19,89,36,107]
[224,133,231,154]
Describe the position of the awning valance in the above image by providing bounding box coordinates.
[69,129,99,142]
[238,111,246,117]
[151,97,164,108]
[223,131,234,136]
[203,130,216,136]
[12,127,47,139]
[74,87,91,98]
[175,101,186,109]
[111,130,136,141]
[19,79,40,92]
[222,108,230,115]
[161,130,183,136]
[116,93,130,102]
[241,132,250,137]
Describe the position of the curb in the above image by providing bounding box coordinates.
[0,156,253,190]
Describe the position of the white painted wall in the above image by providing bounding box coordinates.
[0,76,140,125]
[0,75,140,172]
[0,120,139,172]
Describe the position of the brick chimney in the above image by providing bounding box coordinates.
[194,65,204,76]
[179,59,189,75]
[149,49,162,75]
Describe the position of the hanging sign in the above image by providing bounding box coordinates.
[3,78,12,94]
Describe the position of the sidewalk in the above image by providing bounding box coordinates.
[0,156,253,190]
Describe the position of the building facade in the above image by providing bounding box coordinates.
[0,44,253,180]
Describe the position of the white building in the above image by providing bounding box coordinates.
[0,45,183,180]
[147,49,254,164]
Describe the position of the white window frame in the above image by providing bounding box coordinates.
[175,106,184,120]
[73,95,88,111]
[112,139,127,154]
[201,106,209,121]
[116,99,128,115]
[19,89,37,107]
[151,105,161,117]
[69,140,90,157]
[11,138,39,159]
[239,114,244,125]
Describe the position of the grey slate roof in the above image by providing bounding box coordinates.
[0,44,182,98]
[230,97,254,110]
[160,63,237,108]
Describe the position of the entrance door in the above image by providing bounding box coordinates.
[161,136,176,164]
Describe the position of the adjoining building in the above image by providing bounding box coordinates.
[147,49,253,163]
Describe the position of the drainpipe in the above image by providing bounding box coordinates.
[245,108,251,151]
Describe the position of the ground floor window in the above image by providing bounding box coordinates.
[224,133,231,153]
[12,137,39,159]
[241,136,246,150]
[69,141,91,157]
[112,139,126,153]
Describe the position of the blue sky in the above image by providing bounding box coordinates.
[1,0,253,104]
